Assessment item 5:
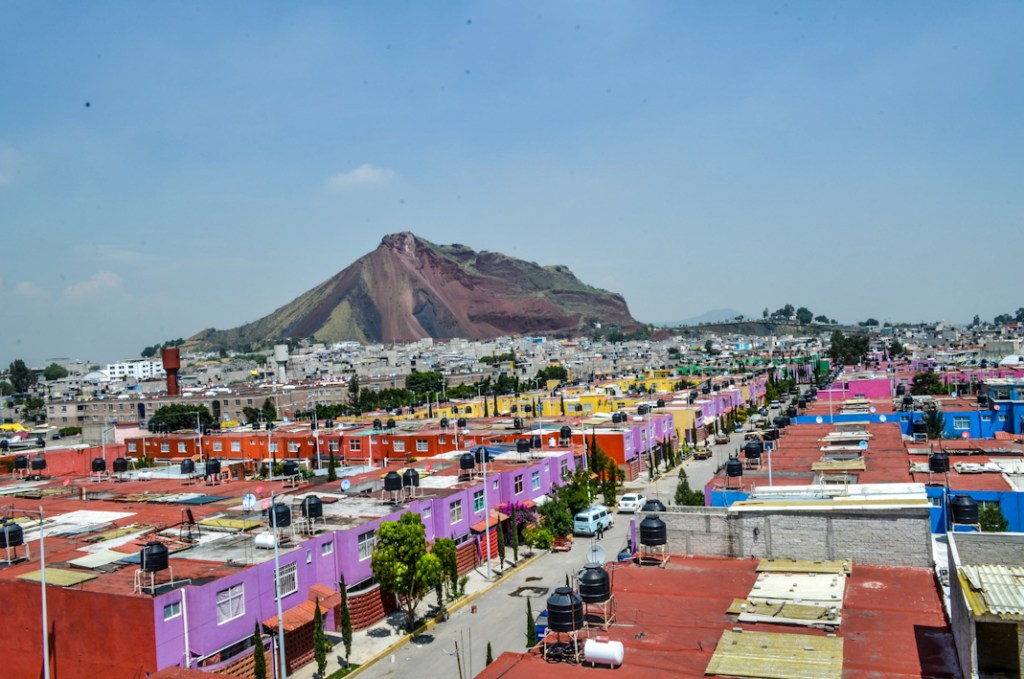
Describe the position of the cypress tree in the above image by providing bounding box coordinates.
[496,519,506,569]
[327,450,337,482]
[526,599,538,648]
[510,504,519,562]
[486,642,493,665]
[313,599,328,677]
[339,574,353,661]
[252,620,267,679]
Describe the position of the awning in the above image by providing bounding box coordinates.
[308,583,342,610]
[470,510,508,533]
[263,585,343,631]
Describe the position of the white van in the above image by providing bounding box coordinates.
[573,505,614,536]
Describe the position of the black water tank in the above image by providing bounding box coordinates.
[797,399,807,409]
[895,384,906,396]
[474,447,491,464]
[301,495,323,519]
[530,435,542,449]
[773,416,787,428]
[0,522,24,548]
[977,394,989,406]
[181,458,196,475]
[638,405,650,415]
[578,563,611,603]
[206,459,222,476]
[545,587,584,632]
[281,460,299,476]
[403,468,420,487]
[457,418,467,428]
[91,458,107,473]
[386,419,396,430]
[902,395,914,407]
[13,456,28,470]
[30,456,46,471]
[786,406,798,418]
[325,419,334,429]
[270,503,291,528]
[929,452,950,474]
[383,471,403,491]
[640,499,666,512]
[513,417,523,429]
[559,426,572,441]
[763,428,779,441]
[743,440,763,459]
[140,541,169,572]
[725,457,744,477]
[440,417,450,429]
[516,439,531,454]
[113,457,129,473]
[951,495,980,525]
[656,399,665,408]
[912,421,928,435]
[373,418,383,430]
[639,515,667,546]
[459,452,476,470]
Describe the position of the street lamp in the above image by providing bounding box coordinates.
[20,506,50,679]
[270,492,287,678]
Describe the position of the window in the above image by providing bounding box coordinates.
[999,415,1007,422]
[358,530,375,560]
[493,479,499,491]
[269,441,278,453]
[163,601,181,621]
[216,583,245,624]
[416,440,428,452]
[531,471,541,491]
[473,490,484,513]
[423,506,431,519]
[393,440,405,453]
[450,500,463,524]
[274,562,297,598]
[160,442,170,453]
[213,441,223,451]
[953,417,970,430]
[439,437,447,445]
[981,414,992,422]
[127,442,137,453]
[178,442,187,453]
[514,475,523,494]
[328,440,339,452]
[561,459,569,477]
[321,541,333,556]
[288,441,300,453]
[349,439,362,452]
[231,441,241,452]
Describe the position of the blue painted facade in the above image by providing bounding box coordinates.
[793,407,1023,439]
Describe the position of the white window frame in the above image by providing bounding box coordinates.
[163,600,182,621]
[416,440,428,452]
[160,442,170,453]
[422,506,431,519]
[275,562,298,598]
[178,442,187,453]
[349,439,362,452]
[473,490,484,513]
[358,530,375,560]
[288,441,300,453]
[321,541,334,556]
[531,471,541,491]
[450,500,463,524]
[953,416,970,430]
[127,442,137,453]
[231,440,241,452]
[213,441,223,451]
[514,475,523,494]
[393,440,405,453]
[216,583,245,624]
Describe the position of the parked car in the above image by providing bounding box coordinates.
[573,505,614,536]
[617,493,647,514]
[769,400,781,409]
[692,447,712,460]
[714,435,730,445]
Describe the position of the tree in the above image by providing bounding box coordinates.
[525,599,538,648]
[432,537,458,600]
[814,314,829,324]
[995,313,1014,325]
[795,307,814,325]
[858,318,879,327]
[339,574,353,661]
[911,372,946,396]
[496,518,506,569]
[327,450,337,482]
[486,642,493,666]
[535,365,568,384]
[149,404,214,432]
[370,512,443,632]
[971,314,981,328]
[922,410,945,439]
[347,376,361,408]
[42,363,68,381]
[261,398,277,422]
[762,307,769,319]
[313,599,329,678]
[8,359,36,393]
[675,469,704,506]
[252,621,267,679]
[980,503,1009,532]
[22,396,46,421]
[509,504,520,562]
[890,338,905,356]
[405,371,445,397]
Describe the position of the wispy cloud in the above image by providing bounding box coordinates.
[15,281,43,296]
[91,245,145,263]
[326,163,395,190]
[0,144,15,186]
[64,272,121,300]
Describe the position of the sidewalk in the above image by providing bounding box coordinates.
[288,555,533,679]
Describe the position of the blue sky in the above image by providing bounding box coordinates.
[1,2,1022,365]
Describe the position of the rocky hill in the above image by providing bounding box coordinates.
[188,232,640,349]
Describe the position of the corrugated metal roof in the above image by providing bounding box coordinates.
[960,564,1024,619]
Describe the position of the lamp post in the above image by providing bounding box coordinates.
[23,506,50,679]
[270,492,287,678]
[481,443,492,580]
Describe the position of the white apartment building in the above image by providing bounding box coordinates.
[105,359,166,381]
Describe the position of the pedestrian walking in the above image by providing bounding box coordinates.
[597,523,605,540]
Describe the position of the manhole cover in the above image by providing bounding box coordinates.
[510,586,548,598]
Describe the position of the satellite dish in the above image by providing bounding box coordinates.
[869,406,877,414]
[859,440,869,450]
[340,479,351,491]
[242,494,257,512]
[879,414,887,422]
[815,416,823,424]
[586,544,607,565]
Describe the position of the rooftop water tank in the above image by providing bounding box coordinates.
[656,399,665,408]
[743,440,763,459]
[797,399,807,409]
[640,499,666,513]
[559,426,572,441]
[902,395,914,406]
[269,503,291,528]
[383,471,403,491]
[786,406,798,418]
[546,587,584,632]
[457,418,467,428]
[91,458,107,473]
[30,456,46,471]
[403,468,420,487]
[513,417,523,429]
[530,435,542,449]
[140,541,169,573]
[516,439,531,454]
[637,405,650,415]
[977,394,989,406]
[181,459,196,475]
[281,460,299,477]
[474,447,491,464]
[373,419,383,430]
[639,515,667,546]
[440,417,450,429]
[951,495,980,525]
[578,563,611,603]
[763,428,780,441]
[0,522,24,549]
[459,452,476,471]
[254,532,277,549]
[301,495,323,519]
[386,419,396,429]
[13,456,28,470]
[929,452,950,474]
[113,457,129,473]
[912,421,928,435]
[206,459,222,476]
[725,457,744,477]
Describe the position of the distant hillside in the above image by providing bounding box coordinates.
[669,309,745,326]
[187,232,640,350]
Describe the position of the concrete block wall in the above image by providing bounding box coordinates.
[657,506,933,568]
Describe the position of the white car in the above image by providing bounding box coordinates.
[618,493,647,513]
